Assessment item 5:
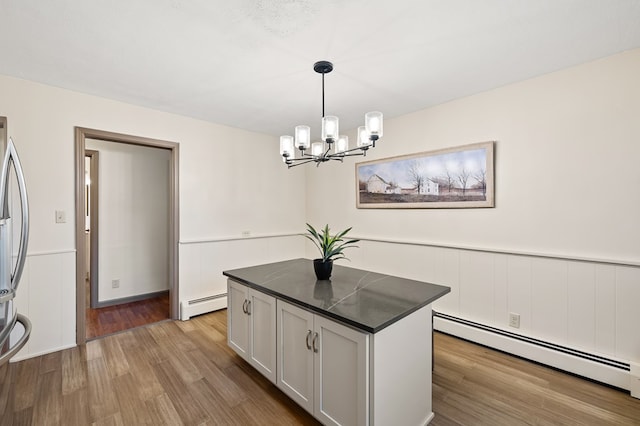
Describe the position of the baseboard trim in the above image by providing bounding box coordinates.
[180,294,227,320]
[433,313,631,391]
[10,342,77,363]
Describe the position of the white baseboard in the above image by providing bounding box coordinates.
[180,294,227,320]
[434,315,632,392]
[10,342,77,363]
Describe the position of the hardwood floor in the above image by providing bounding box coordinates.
[1,309,639,425]
[85,293,170,340]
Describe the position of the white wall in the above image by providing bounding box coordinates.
[305,50,640,381]
[0,74,305,359]
[85,139,170,303]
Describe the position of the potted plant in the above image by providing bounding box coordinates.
[305,223,360,280]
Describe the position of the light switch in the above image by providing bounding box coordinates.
[55,210,66,223]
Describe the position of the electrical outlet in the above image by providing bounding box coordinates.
[112,279,120,289]
[55,210,66,223]
[509,312,520,328]
[242,230,251,237]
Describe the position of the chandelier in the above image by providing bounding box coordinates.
[279,61,383,168]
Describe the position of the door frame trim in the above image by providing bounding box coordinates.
[74,127,180,344]
[85,149,99,309]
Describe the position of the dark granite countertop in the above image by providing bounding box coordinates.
[223,258,450,333]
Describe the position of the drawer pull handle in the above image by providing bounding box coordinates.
[312,332,319,353]
[306,330,312,350]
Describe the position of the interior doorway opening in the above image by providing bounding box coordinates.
[75,128,179,344]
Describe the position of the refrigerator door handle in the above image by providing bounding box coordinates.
[0,138,29,293]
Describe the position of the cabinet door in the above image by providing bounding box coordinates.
[227,280,249,359]
[276,300,314,414]
[314,315,369,426]
[248,290,276,383]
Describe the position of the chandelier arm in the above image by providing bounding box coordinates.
[287,158,317,168]
[340,146,371,155]
[332,151,365,158]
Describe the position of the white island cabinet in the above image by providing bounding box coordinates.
[224,259,450,426]
[227,279,277,383]
[277,299,369,426]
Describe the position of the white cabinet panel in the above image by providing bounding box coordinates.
[227,280,277,382]
[277,299,368,425]
[227,280,249,358]
[314,315,368,426]
[248,289,276,382]
[277,300,315,413]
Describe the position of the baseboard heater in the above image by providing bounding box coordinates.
[433,311,634,393]
[180,293,227,321]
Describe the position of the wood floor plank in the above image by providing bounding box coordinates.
[100,334,130,378]
[0,362,14,419]
[112,373,155,425]
[144,392,184,426]
[38,352,61,375]
[91,411,125,426]
[30,370,62,426]
[185,377,246,426]
[129,326,168,366]
[85,292,169,340]
[86,358,120,422]
[3,309,639,425]
[119,341,164,402]
[12,357,40,412]
[151,359,210,425]
[10,407,33,426]
[61,345,87,395]
[185,348,247,407]
[61,389,90,426]
[85,338,104,361]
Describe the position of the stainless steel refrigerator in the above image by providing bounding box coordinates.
[0,137,31,366]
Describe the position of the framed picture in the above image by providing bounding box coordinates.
[356,141,495,209]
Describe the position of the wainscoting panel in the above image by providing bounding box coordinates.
[566,261,596,352]
[531,257,568,343]
[178,234,304,320]
[346,238,639,391]
[595,264,616,356]
[459,250,494,325]
[616,266,640,361]
[11,251,77,361]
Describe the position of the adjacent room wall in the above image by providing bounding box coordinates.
[85,139,171,303]
[0,73,305,359]
[305,49,640,386]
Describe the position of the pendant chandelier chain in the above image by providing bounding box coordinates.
[321,71,326,118]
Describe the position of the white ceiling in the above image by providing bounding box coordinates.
[1,0,640,137]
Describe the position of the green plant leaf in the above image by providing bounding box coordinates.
[305,223,359,262]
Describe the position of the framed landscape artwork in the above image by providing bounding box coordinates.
[356,141,495,209]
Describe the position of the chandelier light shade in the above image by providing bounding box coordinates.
[280,60,384,168]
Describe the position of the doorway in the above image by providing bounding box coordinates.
[75,128,179,344]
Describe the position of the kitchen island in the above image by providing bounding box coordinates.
[223,258,450,425]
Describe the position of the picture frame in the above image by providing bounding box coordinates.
[356,141,495,209]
